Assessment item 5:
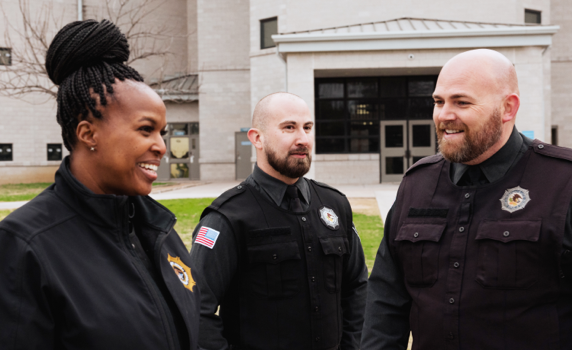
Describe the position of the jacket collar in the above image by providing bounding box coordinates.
[54,157,176,232]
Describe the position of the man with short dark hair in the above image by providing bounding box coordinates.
[190,92,368,350]
[361,49,572,350]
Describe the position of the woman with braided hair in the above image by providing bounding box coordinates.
[0,20,199,349]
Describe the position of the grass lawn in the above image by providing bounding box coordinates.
[0,183,53,202]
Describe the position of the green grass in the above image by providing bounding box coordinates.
[0,209,14,221]
[152,182,168,186]
[0,183,53,202]
[353,213,384,272]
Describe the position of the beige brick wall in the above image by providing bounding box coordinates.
[314,155,380,184]
[0,166,58,185]
[165,101,199,122]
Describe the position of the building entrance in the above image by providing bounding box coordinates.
[157,122,200,181]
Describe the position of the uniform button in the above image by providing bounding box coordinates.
[308,246,312,252]
[314,306,319,312]
[413,232,419,238]
[449,298,455,304]
[338,246,342,252]
[273,254,277,259]
[237,185,243,189]
[453,262,460,268]
[448,332,455,340]
[132,243,136,248]
[311,276,316,282]
[459,227,465,232]
[315,337,321,341]
[301,217,307,222]
[538,144,544,149]
[465,193,470,198]
[503,231,510,237]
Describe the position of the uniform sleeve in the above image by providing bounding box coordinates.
[189,212,237,350]
[0,229,55,349]
[360,207,412,350]
[339,222,368,350]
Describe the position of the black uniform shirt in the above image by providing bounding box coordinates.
[361,127,572,349]
[190,164,362,350]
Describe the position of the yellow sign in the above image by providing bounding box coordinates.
[167,254,196,292]
[170,137,189,159]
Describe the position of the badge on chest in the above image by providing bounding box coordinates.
[319,206,340,230]
[500,186,531,213]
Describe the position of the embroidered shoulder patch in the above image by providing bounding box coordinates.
[195,226,220,249]
[168,254,196,292]
[500,186,531,213]
[319,206,340,230]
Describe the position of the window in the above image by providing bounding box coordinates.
[551,126,558,145]
[525,9,541,24]
[0,48,11,66]
[47,143,63,161]
[315,76,437,154]
[0,144,13,161]
[260,17,278,49]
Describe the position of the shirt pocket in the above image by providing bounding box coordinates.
[475,220,542,289]
[395,223,446,287]
[247,236,302,299]
[319,235,350,293]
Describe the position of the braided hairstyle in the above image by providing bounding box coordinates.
[46,19,144,152]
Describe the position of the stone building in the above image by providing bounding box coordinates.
[0,0,569,184]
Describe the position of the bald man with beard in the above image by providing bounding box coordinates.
[361,49,572,350]
[190,92,368,350]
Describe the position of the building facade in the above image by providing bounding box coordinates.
[0,0,568,184]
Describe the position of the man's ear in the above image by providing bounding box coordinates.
[247,128,264,150]
[76,120,98,150]
[502,94,520,123]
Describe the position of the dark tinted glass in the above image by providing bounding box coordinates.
[347,79,377,98]
[408,78,435,96]
[412,125,431,147]
[47,143,62,161]
[385,125,404,148]
[386,157,404,174]
[380,77,406,97]
[413,156,424,164]
[350,138,379,153]
[350,121,379,137]
[0,48,11,66]
[317,100,345,120]
[318,82,344,98]
[408,97,434,119]
[0,144,12,161]
[261,18,278,49]
[525,9,541,24]
[317,121,345,137]
[316,138,345,153]
[190,123,199,134]
[380,98,407,120]
[171,123,188,136]
[348,101,378,120]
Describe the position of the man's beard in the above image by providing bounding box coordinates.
[265,144,312,179]
[437,109,502,163]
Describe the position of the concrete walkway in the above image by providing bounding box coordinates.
[1,181,400,222]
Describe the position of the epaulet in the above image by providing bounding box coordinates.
[310,180,346,197]
[200,182,247,219]
[405,154,444,175]
[532,139,572,162]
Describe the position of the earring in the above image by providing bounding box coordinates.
[90,147,95,152]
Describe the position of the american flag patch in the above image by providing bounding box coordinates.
[195,226,220,249]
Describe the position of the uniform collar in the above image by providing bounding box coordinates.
[452,127,527,185]
[251,163,310,207]
[54,156,176,232]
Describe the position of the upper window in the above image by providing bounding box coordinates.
[525,9,541,24]
[0,144,13,161]
[47,143,62,161]
[260,17,278,49]
[0,48,11,66]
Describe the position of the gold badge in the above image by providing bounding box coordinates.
[500,186,531,213]
[168,254,196,292]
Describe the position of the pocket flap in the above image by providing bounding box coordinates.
[476,220,541,243]
[248,241,301,264]
[319,236,349,256]
[395,223,446,243]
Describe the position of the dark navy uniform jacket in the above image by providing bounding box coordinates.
[0,158,200,350]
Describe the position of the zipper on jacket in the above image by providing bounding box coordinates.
[120,201,180,350]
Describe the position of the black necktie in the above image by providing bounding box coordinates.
[460,166,487,186]
[286,185,303,212]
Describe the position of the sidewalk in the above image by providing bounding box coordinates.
[1,181,399,222]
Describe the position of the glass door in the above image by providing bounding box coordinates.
[380,121,407,182]
[408,120,436,165]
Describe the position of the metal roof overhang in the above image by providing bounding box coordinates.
[273,26,560,55]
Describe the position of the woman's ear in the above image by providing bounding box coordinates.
[76,120,98,151]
